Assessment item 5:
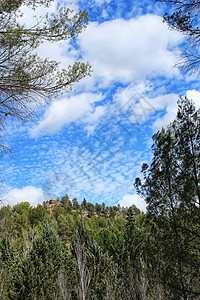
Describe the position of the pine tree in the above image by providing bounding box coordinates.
[0,236,15,298]
[10,223,67,299]
[72,221,120,300]
[134,97,200,299]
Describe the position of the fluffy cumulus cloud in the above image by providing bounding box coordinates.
[30,93,104,137]
[4,186,44,207]
[78,14,183,85]
[118,193,146,212]
[186,89,200,109]
[35,41,77,70]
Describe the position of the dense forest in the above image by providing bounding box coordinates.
[0,98,199,300]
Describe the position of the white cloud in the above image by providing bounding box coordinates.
[78,14,183,86]
[113,83,179,130]
[114,81,153,107]
[186,89,200,109]
[84,105,108,135]
[94,0,112,4]
[4,186,44,207]
[118,193,146,212]
[35,41,76,70]
[18,1,57,28]
[30,93,104,137]
[18,0,79,27]
[152,90,200,131]
[151,93,179,130]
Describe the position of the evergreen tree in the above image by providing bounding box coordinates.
[0,235,16,299]
[61,194,73,212]
[10,223,67,299]
[72,198,81,211]
[81,198,87,211]
[72,221,121,300]
[173,97,200,207]
[135,97,200,299]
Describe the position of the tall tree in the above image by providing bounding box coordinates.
[135,97,200,214]
[0,235,15,298]
[9,223,67,299]
[72,222,93,300]
[72,221,120,300]
[173,97,200,207]
[135,97,200,299]
[61,194,73,212]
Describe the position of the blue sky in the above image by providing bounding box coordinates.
[1,0,200,211]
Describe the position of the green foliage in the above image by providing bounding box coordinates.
[9,223,67,299]
[29,204,48,226]
[135,98,200,299]
[72,197,81,211]
[61,194,73,212]
[0,235,14,266]
[72,221,122,299]
[0,235,16,299]
[95,226,124,261]
[0,104,200,300]
[0,190,199,299]
[95,202,101,216]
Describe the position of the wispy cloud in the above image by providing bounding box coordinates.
[1,0,200,209]
[30,93,104,137]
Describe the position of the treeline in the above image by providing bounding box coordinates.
[47,195,134,217]
[0,196,130,249]
[0,198,138,299]
[0,98,200,299]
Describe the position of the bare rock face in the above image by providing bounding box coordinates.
[47,199,61,213]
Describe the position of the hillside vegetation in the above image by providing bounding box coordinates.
[0,98,200,299]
